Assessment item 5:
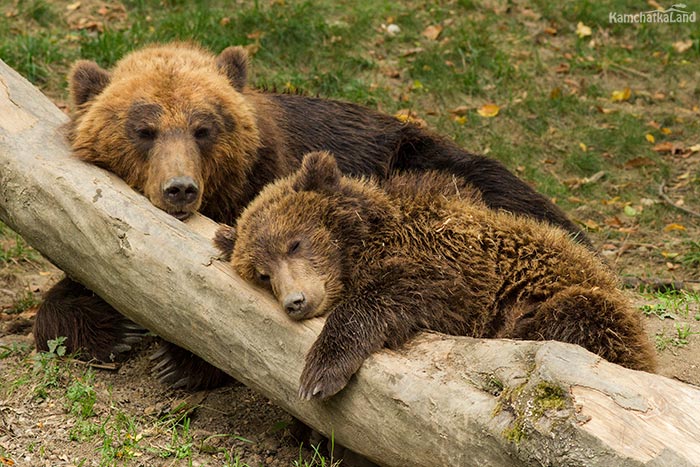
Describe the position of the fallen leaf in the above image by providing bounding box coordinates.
[576,22,592,38]
[623,205,637,217]
[583,219,600,231]
[448,105,469,116]
[688,144,700,153]
[623,156,655,169]
[400,47,424,57]
[220,17,231,26]
[394,109,426,127]
[550,87,562,99]
[579,142,587,152]
[554,63,570,74]
[652,141,682,154]
[66,1,81,11]
[666,262,679,271]
[611,87,631,102]
[645,133,655,143]
[661,127,672,135]
[477,103,500,118]
[605,216,623,228]
[422,24,443,41]
[663,223,686,232]
[544,26,557,35]
[596,106,616,114]
[453,115,467,125]
[662,251,680,258]
[673,39,693,54]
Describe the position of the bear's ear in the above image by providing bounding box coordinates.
[69,60,111,106]
[292,151,342,193]
[213,225,237,262]
[216,46,249,92]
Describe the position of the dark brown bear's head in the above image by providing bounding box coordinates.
[67,43,259,220]
[228,151,392,320]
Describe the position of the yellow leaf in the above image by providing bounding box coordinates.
[576,22,592,38]
[422,24,443,41]
[611,87,631,102]
[579,142,587,152]
[663,223,686,232]
[453,115,467,125]
[477,103,500,118]
[661,251,680,259]
[673,39,693,54]
[661,127,672,135]
[645,133,655,143]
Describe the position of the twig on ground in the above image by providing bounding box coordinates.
[659,182,700,218]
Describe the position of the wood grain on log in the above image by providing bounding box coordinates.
[1,59,699,467]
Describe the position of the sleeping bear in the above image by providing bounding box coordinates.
[220,151,655,399]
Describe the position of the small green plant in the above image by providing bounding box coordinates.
[32,336,67,399]
[66,370,97,419]
[640,303,675,320]
[0,342,31,359]
[642,289,700,319]
[0,234,37,264]
[655,323,700,351]
[159,416,194,460]
[293,436,341,467]
[681,241,700,268]
[6,290,39,314]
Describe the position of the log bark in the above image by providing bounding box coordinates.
[1,59,699,467]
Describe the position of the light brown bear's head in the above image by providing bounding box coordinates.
[68,42,260,220]
[225,151,392,320]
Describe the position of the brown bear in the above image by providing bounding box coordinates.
[222,151,656,400]
[34,42,590,390]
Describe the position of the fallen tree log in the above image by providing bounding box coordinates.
[1,59,699,467]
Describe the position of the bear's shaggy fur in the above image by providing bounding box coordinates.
[224,151,656,400]
[35,42,589,390]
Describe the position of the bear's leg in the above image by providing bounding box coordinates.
[300,287,418,400]
[511,286,656,372]
[33,276,143,361]
[150,341,232,390]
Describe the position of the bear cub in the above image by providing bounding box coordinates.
[217,151,656,400]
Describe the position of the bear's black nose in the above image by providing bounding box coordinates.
[283,292,306,316]
[164,176,199,206]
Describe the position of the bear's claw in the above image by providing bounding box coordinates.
[149,341,233,391]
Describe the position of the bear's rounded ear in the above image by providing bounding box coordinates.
[292,151,342,193]
[216,46,249,92]
[69,60,111,106]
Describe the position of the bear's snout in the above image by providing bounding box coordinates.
[282,291,306,318]
[163,176,200,208]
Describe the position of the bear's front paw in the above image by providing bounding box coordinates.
[150,341,233,391]
[298,359,353,401]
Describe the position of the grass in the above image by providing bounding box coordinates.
[0,338,343,467]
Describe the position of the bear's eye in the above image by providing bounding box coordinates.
[193,127,211,139]
[257,272,270,283]
[288,240,301,255]
[137,127,157,140]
